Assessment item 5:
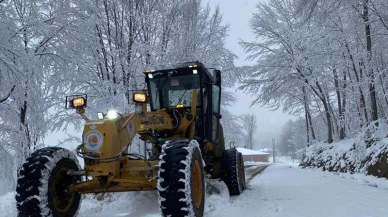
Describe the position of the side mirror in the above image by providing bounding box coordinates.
[214,70,221,86]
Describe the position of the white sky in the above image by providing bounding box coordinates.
[207,0,294,149]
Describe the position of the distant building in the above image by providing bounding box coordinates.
[237,147,269,163]
[258,147,279,157]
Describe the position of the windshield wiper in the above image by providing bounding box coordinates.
[155,71,175,106]
[177,89,188,106]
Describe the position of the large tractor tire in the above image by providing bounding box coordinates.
[16,147,82,217]
[221,148,245,195]
[238,152,246,190]
[158,139,205,217]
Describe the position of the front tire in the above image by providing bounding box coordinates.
[158,139,205,217]
[16,147,82,217]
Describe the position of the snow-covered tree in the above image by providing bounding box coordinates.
[238,113,257,149]
[0,0,79,167]
[278,119,306,156]
[239,0,388,144]
[0,0,238,193]
[220,108,243,148]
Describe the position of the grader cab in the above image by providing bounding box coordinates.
[16,61,245,217]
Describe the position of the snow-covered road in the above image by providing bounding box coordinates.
[207,164,388,217]
[2,164,388,217]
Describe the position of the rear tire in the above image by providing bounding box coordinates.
[238,152,246,190]
[158,139,205,217]
[221,149,245,195]
[16,147,82,217]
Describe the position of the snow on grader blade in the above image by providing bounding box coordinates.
[16,61,245,217]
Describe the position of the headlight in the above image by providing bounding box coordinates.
[106,110,118,119]
[133,92,148,103]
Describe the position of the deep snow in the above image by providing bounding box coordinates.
[2,161,388,217]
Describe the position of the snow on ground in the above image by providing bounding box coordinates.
[244,161,271,166]
[0,192,16,217]
[206,165,388,217]
[78,191,160,217]
[2,164,388,217]
[275,156,300,167]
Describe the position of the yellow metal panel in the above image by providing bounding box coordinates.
[121,160,159,179]
[69,178,157,193]
[83,120,121,177]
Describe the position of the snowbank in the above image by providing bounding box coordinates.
[300,120,388,178]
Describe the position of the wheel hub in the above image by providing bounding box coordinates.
[192,160,203,209]
[51,167,76,213]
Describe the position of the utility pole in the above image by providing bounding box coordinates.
[272,138,275,163]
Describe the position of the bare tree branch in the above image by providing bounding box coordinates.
[0,85,15,103]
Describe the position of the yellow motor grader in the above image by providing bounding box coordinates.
[16,61,245,217]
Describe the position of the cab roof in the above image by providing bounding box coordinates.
[144,61,216,83]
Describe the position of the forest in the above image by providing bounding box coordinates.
[242,0,388,155]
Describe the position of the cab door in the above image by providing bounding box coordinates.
[211,84,221,142]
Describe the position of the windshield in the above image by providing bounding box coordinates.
[149,74,201,110]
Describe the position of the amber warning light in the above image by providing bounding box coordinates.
[66,95,87,109]
[133,92,148,103]
[72,98,85,107]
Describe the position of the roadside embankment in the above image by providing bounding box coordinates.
[300,120,388,179]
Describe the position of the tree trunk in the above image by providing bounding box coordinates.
[302,87,310,146]
[333,69,345,139]
[363,0,378,122]
[341,69,347,138]
[315,81,333,143]
[307,108,316,140]
[298,69,332,143]
[302,86,316,146]
[344,42,368,125]
[327,95,338,139]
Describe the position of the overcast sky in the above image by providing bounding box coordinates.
[207,0,294,148]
